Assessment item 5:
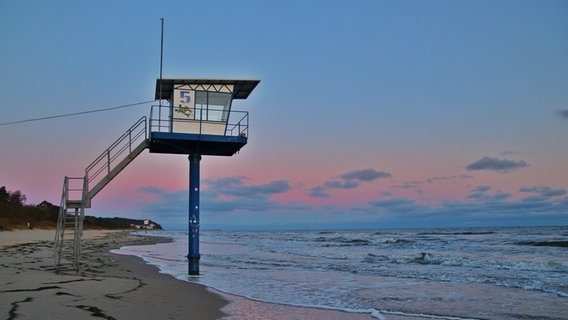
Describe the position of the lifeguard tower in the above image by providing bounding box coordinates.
[150,78,260,274]
[54,78,260,275]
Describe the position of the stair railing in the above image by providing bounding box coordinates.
[85,116,147,199]
[73,176,87,270]
[54,177,68,271]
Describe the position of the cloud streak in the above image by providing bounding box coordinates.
[339,169,391,182]
[367,198,424,213]
[557,109,568,120]
[467,185,511,202]
[520,186,567,202]
[204,176,291,198]
[310,168,391,198]
[426,174,474,184]
[466,157,528,173]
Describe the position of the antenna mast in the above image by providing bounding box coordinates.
[159,18,164,107]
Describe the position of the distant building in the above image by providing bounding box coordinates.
[130,220,160,230]
[37,200,58,211]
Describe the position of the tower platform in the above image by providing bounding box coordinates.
[148,131,247,156]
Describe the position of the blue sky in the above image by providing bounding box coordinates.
[1,0,567,229]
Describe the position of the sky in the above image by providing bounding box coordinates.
[1,0,567,230]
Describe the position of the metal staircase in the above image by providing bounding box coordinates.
[54,116,148,272]
[54,177,87,272]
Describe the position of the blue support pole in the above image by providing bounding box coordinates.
[188,153,201,275]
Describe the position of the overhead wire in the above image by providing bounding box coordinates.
[0,100,155,126]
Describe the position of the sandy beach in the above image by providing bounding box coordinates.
[0,230,227,319]
[0,230,379,320]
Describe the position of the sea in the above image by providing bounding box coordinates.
[113,226,568,320]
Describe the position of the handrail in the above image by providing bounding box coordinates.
[54,177,68,269]
[55,177,69,255]
[85,116,147,193]
[149,105,249,137]
[226,112,249,137]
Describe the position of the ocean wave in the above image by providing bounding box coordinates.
[383,238,413,245]
[377,309,486,320]
[314,236,372,246]
[363,253,389,263]
[417,231,495,236]
[360,250,568,273]
[516,241,568,248]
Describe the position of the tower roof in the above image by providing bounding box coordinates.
[155,78,260,100]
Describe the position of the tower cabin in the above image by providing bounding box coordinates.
[149,78,260,156]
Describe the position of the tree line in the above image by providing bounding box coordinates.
[0,186,58,230]
[0,186,162,231]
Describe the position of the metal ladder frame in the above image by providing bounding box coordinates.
[54,176,87,273]
[54,116,148,272]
